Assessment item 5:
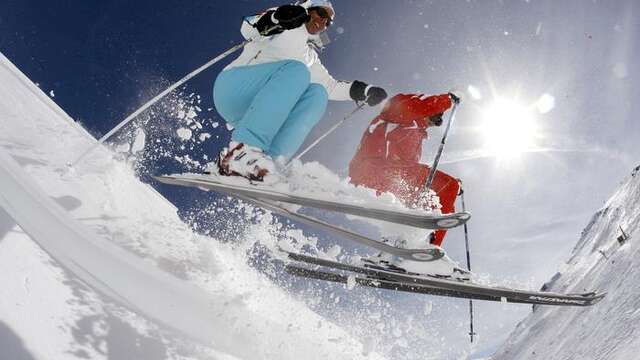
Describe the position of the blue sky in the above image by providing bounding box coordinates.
[2,1,638,358]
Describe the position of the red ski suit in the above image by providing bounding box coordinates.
[349,94,459,247]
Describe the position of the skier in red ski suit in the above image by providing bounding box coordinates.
[349,93,460,247]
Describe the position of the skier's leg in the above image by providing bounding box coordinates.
[213,71,247,128]
[213,64,273,127]
[429,170,460,247]
[213,60,311,150]
[268,83,328,158]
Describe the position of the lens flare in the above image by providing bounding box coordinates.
[481,98,538,160]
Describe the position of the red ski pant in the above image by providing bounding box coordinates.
[349,160,460,247]
[425,168,460,247]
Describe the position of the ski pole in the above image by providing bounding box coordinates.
[68,39,253,168]
[286,102,366,167]
[459,184,476,343]
[425,100,460,190]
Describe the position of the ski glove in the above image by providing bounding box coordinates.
[350,80,388,106]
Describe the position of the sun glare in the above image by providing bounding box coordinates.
[480,98,538,160]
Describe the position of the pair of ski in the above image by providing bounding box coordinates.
[155,174,605,306]
[156,173,470,261]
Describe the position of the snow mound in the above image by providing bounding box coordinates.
[0,52,383,359]
[493,168,640,359]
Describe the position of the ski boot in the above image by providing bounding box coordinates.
[206,142,276,182]
[362,243,471,281]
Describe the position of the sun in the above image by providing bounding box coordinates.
[479,98,538,160]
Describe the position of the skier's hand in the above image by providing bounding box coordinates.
[366,86,388,106]
[448,92,461,104]
[273,5,310,30]
[350,80,388,106]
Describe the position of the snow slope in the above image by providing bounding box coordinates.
[0,52,383,359]
[493,168,640,359]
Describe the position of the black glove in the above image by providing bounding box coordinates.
[350,80,388,106]
[274,5,310,30]
[448,92,461,104]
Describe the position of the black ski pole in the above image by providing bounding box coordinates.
[459,183,476,343]
[425,99,460,190]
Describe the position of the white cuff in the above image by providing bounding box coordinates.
[364,84,373,96]
[271,12,279,24]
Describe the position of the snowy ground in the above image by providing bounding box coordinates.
[0,52,384,359]
[4,45,628,359]
[494,168,640,359]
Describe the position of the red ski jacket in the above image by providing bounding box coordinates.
[348,93,456,246]
[350,93,451,164]
[349,93,452,193]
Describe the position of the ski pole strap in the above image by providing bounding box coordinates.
[425,101,460,190]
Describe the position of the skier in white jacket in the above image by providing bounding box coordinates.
[212,0,387,181]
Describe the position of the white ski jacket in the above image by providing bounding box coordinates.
[224,14,352,101]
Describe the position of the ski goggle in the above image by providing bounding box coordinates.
[430,113,444,126]
[308,6,333,27]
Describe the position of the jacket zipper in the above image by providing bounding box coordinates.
[246,50,262,65]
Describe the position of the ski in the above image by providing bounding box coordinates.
[286,265,510,302]
[285,251,606,306]
[154,173,471,230]
[235,193,445,261]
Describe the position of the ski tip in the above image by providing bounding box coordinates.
[572,291,606,306]
[590,291,607,303]
[435,211,472,228]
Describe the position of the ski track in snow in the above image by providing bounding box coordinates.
[0,52,384,360]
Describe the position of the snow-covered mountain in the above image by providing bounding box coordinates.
[0,53,384,360]
[493,166,640,359]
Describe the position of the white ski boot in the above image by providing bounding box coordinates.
[210,142,276,182]
[394,252,471,281]
[362,241,471,281]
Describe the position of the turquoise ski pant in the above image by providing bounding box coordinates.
[213,60,329,159]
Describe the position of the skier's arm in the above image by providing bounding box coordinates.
[248,5,309,37]
[309,62,387,104]
[380,94,452,127]
[240,15,262,39]
[309,60,352,101]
